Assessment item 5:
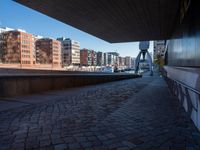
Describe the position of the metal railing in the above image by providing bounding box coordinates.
[164,75,200,112]
[170,78,200,95]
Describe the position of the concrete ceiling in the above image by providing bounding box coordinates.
[15,0,180,43]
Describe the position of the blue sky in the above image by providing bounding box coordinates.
[0,0,153,57]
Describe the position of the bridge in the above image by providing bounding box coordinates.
[0,0,199,149]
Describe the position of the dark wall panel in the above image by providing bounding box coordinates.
[168,0,200,67]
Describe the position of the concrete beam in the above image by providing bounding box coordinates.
[14,0,180,42]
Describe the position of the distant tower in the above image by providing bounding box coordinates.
[135,41,153,75]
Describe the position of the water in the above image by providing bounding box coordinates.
[125,70,135,74]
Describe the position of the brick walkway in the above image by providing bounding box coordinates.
[0,75,200,150]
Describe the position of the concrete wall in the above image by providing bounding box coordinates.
[164,66,200,131]
[0,74,141,97]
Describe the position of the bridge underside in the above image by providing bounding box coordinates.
[15,0,180,43]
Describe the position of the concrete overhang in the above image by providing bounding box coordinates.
[14,0,180,43]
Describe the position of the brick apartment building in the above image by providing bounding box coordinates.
[125,56,132,68]
[1,30,34,66]
[80,49,92,66]
[119,56,125,67]
[35,38,61,68]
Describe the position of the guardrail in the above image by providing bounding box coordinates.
[164,77,200,110]
[165,77,200,97]
[162,68,200,131]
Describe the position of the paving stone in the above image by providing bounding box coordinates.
[97,135,108,141]
[68,143,81,149]
[117,147,130,150]
[54,144,67,150]
[63,137,75,143]
[106,133,116,139]
[80,141,93,148]
[87,136,98,141]
[40,140,51,147]
[52,138,63,145]
[75,136,87,142]
[122,141,136,148]
[129,138,144,145]
[92,141,102,146]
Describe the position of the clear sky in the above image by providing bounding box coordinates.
[0,0,153,57]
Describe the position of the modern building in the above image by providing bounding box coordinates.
[80,48,92,66]
[103,53,108,66]
[80,49,97,66]
[35,38,61,68]
[57,37,80,66]
[119,56,125,67]
[107,52,119,67]
[131,57,135,68]
[91,50,97,66]
[108,52,119,67]
[125,56,132,68]
[107,53,114,66]
[153,40,166,60]
[1,30,34,66]
[97,51,104,66]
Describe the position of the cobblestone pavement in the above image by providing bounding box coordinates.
[0,75,200,150]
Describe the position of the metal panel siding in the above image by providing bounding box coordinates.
[168,0,200,67]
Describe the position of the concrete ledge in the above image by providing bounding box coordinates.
[163,66,200,131]
[163,66,200,91]
[0,74,141,97]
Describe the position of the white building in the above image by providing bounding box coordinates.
[57,37,80,66]
[107,52,119,67]
[107,53,114,66]
[104,53,108,66]
[0,27,14,33]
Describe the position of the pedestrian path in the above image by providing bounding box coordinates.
[0,74,199,150]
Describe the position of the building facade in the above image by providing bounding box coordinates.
[1,30,34,66]
[36,38,61,68]
[108,52,119,67]
[125,56,132,68]
[97,51,104,66]
[107,53,114,66]
[0,27,14,63]
[57,38,80,66]
[119,56,125,67]
[80,48,92,66]
[104,53,108,66]
[153,40,166,60]
[0,27,14,34]
[32,35,43,65]
[131,57,135,68]
[91,50,97,66]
